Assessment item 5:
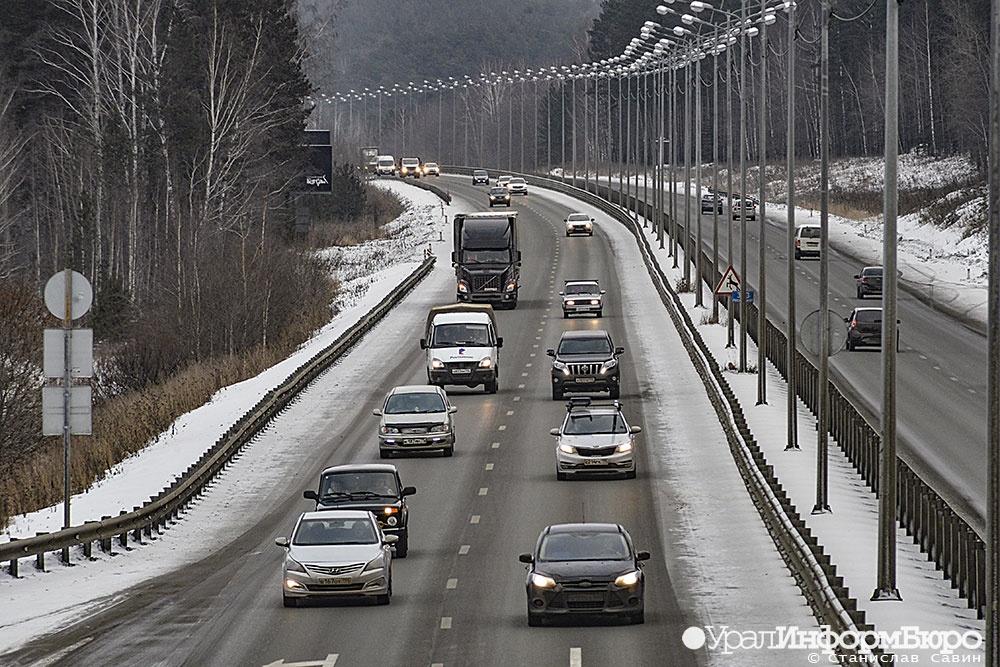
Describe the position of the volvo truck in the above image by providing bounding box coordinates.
[451,212,520,309]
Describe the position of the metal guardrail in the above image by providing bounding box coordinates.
[2,254,436,576]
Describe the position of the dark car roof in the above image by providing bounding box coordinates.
[559,329,611,340]
[320,463,398,476]
[545,522,623,535]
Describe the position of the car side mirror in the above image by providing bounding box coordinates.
[496,337,504,348]
[843,317,850,323]
[303,490,319,502]
[518,553,534,564]
[449,406,458,414]
[275,537,289,548]
[372,409,382,416]
[401,485,417,497]
[636,550,651,561]
[550,428,561,437]
[631,426,642,434]
[558,291,564,296]
[546,349,555,357]
[615,347,625,355]
[600,290,606,295]
[853,274,861,279]
[384,534,399,544]
[419,338,427,349]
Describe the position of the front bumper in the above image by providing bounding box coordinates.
[562,302,601,316]
[283,564,390,600]
[458,291,517,304]
[552,373,619,393]
[379,431,455,452]
[430,367,497,386]
[527,581,643,618]
[556,449,634,476]
[566,224,592,235]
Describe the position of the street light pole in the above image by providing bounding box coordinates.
[756,2,770,406]
[987,0,1000,659]
[739,0,749,373]
[873,0,903,604]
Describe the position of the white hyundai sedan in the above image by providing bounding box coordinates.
[276,509,396,607]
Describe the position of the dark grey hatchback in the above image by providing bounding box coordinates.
[854,266,883,299]
[519,523,649,626]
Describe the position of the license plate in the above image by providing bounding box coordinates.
[403,438,423,445]
[583,459,607,466]
[452,368,472,375]
[575,377,595,383]
[316,577,352,585]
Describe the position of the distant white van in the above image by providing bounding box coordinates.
[375,155,396,176]
[794,224,822,259]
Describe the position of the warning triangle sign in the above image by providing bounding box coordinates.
[714,266,741,295]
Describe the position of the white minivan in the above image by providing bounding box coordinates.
[794,224,822,259]
[419,304,502,394]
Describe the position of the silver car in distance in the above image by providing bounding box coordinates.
[276,509,396,607]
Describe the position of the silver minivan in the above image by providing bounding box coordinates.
[373,384,457,457]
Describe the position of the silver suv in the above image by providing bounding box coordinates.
[372,385,457,458]
[551,397,640,480]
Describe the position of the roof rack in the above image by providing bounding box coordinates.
[565,397,592,410]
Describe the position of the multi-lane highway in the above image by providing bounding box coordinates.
[2,178,816,666]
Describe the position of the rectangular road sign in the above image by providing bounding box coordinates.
[42,386,92,435]
[731,290,754,304]
[43,328,93,378]
[714,266,741,295]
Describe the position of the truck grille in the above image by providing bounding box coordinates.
[568,363,601,376]
[472,274,503,292]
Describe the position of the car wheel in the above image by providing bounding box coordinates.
[857,289,863,299]
[609,386,620,399]
[589,231,593,236]
[528,612,545,627]
[443,445,454,457]
[563,312,569,319]
[629,609,645,624]
[596,310,603,318]
[395,534,408,558]
[566,231,571,237]
[557,471,569,481]
[282,595,298,608]
[846,338,854,351]
[379,448,391,459]
[625,470,636,480]
[552,387,563,401]
[794,249,801,260]
[376,591,391,605]
[485,378,498,394]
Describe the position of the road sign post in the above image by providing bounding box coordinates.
[43,269,93,551]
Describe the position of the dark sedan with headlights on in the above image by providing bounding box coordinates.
[518,523,649,626]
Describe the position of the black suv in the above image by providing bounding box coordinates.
[547,330,624,400]
[303,463,416,557]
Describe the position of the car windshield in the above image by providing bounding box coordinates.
[385,392,446,414]
[564,284,597,295]
[320,472,399,498]
[567,213,589,222]
[799,226,821,238]
[377,159,393,166]
[293,518,378,546]
[426,163,438,168]
[432,322,491,347]
[490,188,508,195]
[558,336,612,355]
[461,249,510,264]
[564,413,629,435]
[863,268,883,277]
[475,171,488,177]
[539,531,630,561]
[510,178,525,185]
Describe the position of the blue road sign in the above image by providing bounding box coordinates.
[731,290,754,304]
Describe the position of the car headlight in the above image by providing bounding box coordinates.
[457,281,469,294]
[552,360,569,374]
[530,573,557,589]
[505,281,517,292]
[600,359,618,374]
[478,357,493,369]
[584,223,592,229]
[590,299,600,306]
[558,443,576,454]
[615,571,640,587]
[615,441,633,453]
[431,358,445,370]
[565,299,576,306]
[362,555,387,574]
[429,423,451,433]
[285,556,306,573]
[381,425,402,435]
